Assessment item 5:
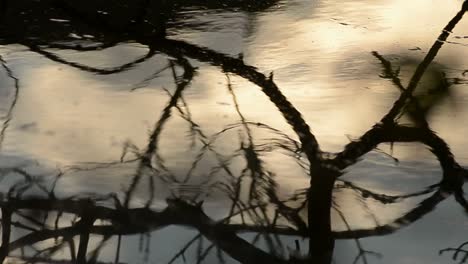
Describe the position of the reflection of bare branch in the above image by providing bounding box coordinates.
[167,234,202,264]
[151,37,342,261]
[331,5,468,196]
[454,190,468,213]
[1,196,286,263]
[130,61,172,91]
[7,256,125,264]
[0,208,12,262]
[334,189,446,239]
[331,124,466,188]
[0,162,460,264]
[124,57,195,207]
[440,241,468,264]
[371,51,430,128]
[220,188,448,240]
[0,54,20,150]
[334,4,468,179]
[336,180,438,204]
[333,205,382,264]
[381,4,467,124]
[371,51,404,91]
[226,74,251,139]
[154,39,323,171]
[28,44,158,75]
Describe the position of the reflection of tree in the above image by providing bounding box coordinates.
[0,1,467,264]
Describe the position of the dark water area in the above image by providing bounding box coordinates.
[0,0,468,263]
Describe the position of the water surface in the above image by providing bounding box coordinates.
[0,0,467,263]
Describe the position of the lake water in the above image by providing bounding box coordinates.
[0,0,467,263]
